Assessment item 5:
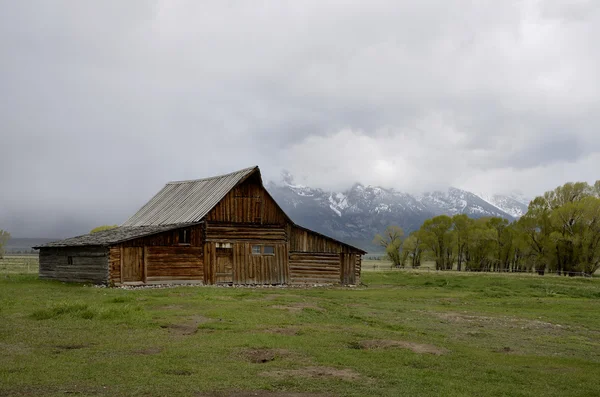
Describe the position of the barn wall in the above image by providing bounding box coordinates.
[204,223,288,285]
[355,255,362,284]
[289,226,354,254]
[340,253,357,285]
[288,226,363,285]
[205,177,288,225]
[145,246,203,283]
[233,242,288,284]
[109,225,205,285]
[39,247,108,283]
[205,223,286,241]
[118,225,204,247]
[289,252,340,285]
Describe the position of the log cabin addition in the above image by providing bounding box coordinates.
[34,166,366,286]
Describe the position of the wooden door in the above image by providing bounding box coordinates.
[215,247,233,284]
[122,247,144,282]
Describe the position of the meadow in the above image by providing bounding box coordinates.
[1,256,599,396]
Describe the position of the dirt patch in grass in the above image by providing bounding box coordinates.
[262,327,300,336]
[54,343,89,350]
[357,340,447,355]
[270,303,325,313]
[160,315,211,336]
[260,366,360,381]
[434,311,565,330]
[195,392,332,397]
[494,346,514,353]
[0,342,32,355]
[132,347,162,355]
[239,348,291,364]
[162,369,193,376]
[154,304,186,311]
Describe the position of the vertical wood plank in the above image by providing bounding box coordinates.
[119,246,123,284]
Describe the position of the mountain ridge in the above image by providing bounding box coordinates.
[266,175,530,252]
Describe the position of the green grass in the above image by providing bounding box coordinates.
[1,263,600,396]
[0,255,38,274]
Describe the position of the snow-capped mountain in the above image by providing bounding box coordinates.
[475,192,530,218]
[266,174,531,252]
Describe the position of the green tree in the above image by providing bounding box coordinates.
[373,225,405,267]
[90,225,118,234]
[518,180,600,276]
[420,215,454,270]
[452,214,472,272]
[0,229,10,259]
[402,230,424,268]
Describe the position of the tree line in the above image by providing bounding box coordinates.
[374,180,600,276]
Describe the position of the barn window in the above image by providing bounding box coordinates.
[251,245,261,255]
[67,256,73,265]
[263,245,275,255]
[178,229,190,245]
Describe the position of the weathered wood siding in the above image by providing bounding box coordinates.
[355,255,361,284]
[118,225,204,247]
[205,177,287,225]
[39,247,108,283]
[340,253,357,285]
[288,226,362,285]
[109,224,205,285]
[205,223,286,242]
[289,252,340,284]
[109,247,121,284]
[203,222,289,285]
[145,246,203,282]
[289,226,354,253]
[234,242,288,284]
[203,240,288,285]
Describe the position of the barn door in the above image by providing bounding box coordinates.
[215,247,233,284]
[122,247,144,282]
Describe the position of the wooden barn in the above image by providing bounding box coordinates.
[35,166,366,286]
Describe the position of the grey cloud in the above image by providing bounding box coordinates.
[1,0,599,237]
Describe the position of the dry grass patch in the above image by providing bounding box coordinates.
[434,311,565,330]
[270,303,325,313]
[357,340,447,355]
[238,348,291,364]
[159,315,211,336]
[195,392,333,397]
[260,366,360,381]
[261,326,301,336]
[132,347,162,355]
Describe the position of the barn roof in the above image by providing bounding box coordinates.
[34,224,197,248]
[37,166,366,253]
[122,166,258,227]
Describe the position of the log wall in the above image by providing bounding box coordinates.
[145,246,203,283]
[355,255,362,284]
[289,226,354,254]
[109,224,205,285]
[39,247,109,283]
[289,252,340,284]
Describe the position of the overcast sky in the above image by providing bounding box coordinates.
[2,0,599,237]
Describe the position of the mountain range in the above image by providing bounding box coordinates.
[266,173,530,253]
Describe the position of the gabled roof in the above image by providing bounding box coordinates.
[34,224,197,248]
[37,166,367,253]
[122,166,258,227]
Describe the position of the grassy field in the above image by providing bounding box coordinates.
[1,258,600,396]
[0,255,39,275]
